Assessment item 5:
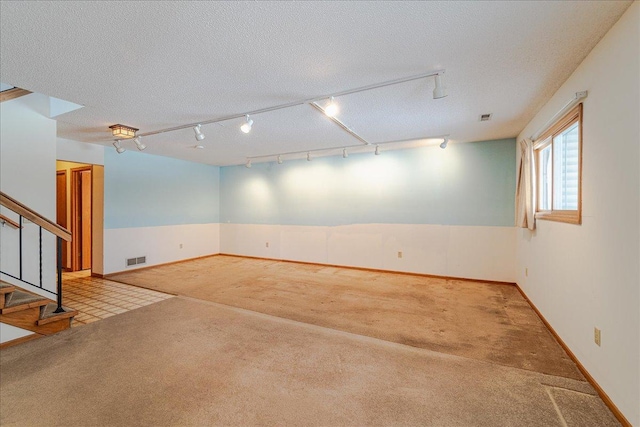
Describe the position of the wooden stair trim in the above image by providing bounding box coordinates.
[0,308,73,335]
[0,87,31,103]
[37,309,78,325]
[0,333,43,349]
[0,298,49,314]
[0,285,17,295]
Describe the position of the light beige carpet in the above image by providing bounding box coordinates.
[107,255,582,380]
[0,297,619,427]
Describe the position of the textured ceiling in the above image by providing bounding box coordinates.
[0,1,632,165]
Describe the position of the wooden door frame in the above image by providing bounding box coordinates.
[55,170,69,270]
[70,166,93,271]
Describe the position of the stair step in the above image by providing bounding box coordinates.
[37,303,77,325]
[0,281,16,294]
[1,290,49,314]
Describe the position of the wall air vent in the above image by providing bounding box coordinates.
[480,113,492,122]
[126,256,147,267]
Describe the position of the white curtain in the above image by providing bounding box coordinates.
[515,138,535,230]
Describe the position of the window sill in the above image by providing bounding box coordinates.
[535,210,581,225]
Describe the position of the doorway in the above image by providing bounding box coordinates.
[71,166,92,271]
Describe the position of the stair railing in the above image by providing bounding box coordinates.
[0,191,72,312]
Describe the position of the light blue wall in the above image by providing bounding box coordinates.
[104,149,219,229]
[220,139,516,227]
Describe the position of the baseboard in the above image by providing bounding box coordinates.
[515,284,631,427]
[0,333,43,349]
[105,253,221,277]
[220,253,516,286]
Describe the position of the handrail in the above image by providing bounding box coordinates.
[0,214,22,229]
[0,192,71,242]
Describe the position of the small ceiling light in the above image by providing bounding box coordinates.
[194,124,205,141]
[133,136,146,151]
[112,140,125,154]
[245,159,252,168]
[343,148,348,158]
[194,145,204,149]
[277,155,283,164]
[324,97,339,117]
[375,145,380,155]
[440,137,449,149]
[307,152,312,161]
[240,115,253,134]
[433,74,448,99]
[109,124,138,139]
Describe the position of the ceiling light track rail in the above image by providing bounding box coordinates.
[309,102,370,145]
[246,134,450,162]
[133,69,446,139]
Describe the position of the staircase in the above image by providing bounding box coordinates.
[1,191,76,347]
[1,281,77,342]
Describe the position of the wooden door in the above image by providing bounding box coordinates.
[56,171,70,269]
[71,167,92,271]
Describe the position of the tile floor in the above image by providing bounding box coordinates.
[62,270,173,327]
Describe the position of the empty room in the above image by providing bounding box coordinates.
[0,1,638,426]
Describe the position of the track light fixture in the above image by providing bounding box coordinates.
[277,155,283,164]
[240,115,253,134]
[245,159,252,168]
[375,145,380,155]
[440,137,449,149]
[307,152,312,161]
[112,140,125,154]
[194,124,205,141]
[133,136,146,151]
[324,97,339,117]
[343,148,348,158]
[433,74,448,99]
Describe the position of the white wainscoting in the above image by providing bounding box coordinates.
[104,223,220,274]
[221,223,516,282]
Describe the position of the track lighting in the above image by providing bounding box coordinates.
[343,148,348,158]
[133,136,146,151]
[440,137,449,149]
[194,124,205,141]
[375,145,380,155]
[245,159,252,168]
[433,74,448,99]
[277,155,283,164]
[112,140,125,154]
[307,152,312,161]
[324,97,339,117]
[240,115,253,134]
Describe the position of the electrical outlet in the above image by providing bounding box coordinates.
[594,327,601,346]
[179,243,183,249]
[266,242,269,248]
[397,251,403,259]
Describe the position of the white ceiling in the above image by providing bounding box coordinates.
[0,1,631,166]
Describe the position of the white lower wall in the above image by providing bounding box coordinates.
[221,223,516,282]
[0,323,34,344]
[104,223,220,274]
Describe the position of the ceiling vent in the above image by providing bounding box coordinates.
[479,113,492,122]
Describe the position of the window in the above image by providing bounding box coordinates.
[534,104,582,224]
